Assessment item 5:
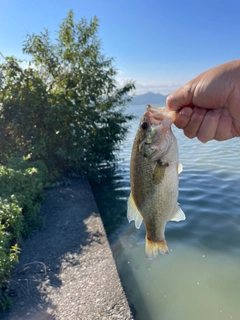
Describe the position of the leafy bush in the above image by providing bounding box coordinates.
[0,10,135,310]
[0,159,48,235]
[0,158,48,310]
[0,10,135,178]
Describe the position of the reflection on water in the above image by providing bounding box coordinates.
[91,104,240,320]
[91,168,129,236]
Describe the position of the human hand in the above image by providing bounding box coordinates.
[166,60,240,142]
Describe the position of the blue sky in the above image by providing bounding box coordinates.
[1,0,240,95]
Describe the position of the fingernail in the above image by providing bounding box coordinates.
[179,107,192,117]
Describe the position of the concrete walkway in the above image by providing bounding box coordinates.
[2,179,133,320]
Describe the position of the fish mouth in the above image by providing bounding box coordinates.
[146,105,176,124]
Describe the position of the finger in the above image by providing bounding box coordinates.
[215,108,234,141]
[196,109,222,143]
[174,107,193,129]
[167,84,194,111]
[183,107,207,139]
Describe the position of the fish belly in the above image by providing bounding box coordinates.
[145,165,178,242]
[133,156,178,259]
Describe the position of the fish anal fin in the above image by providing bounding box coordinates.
[145,237,169,260]
[170,204,186,222]
[178,162,183,174]
[127,193,143,229]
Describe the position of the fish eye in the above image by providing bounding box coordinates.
[141,122,148,130]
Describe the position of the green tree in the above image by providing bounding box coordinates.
[0,10,135,178]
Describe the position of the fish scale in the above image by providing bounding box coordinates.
[127,105,186,259]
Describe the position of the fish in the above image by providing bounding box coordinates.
[127,104,186,260]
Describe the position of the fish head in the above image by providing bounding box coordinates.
[138,105,176,160]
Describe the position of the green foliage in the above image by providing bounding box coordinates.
[0,159,48,236]
[0,10,135,310]
[0,10,135,178]
[0,158,48,310]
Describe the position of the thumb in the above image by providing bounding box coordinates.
[166,85,194,111]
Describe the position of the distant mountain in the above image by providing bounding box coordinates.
[129,92,168,105]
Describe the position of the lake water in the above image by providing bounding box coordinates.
[92,104,240,320]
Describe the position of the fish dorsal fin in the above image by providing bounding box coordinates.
[178,163,183,174]
[127,193,143,229]
[170,204,186,222]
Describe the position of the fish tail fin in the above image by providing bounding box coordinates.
[145,237,169,260]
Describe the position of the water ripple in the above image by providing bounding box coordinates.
[92,104,240,320]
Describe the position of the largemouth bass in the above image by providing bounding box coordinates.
[127,104,185,260]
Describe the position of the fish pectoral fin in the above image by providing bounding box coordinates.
[170,204,186,222]
[152,161,166,185]
[127,193,143,229]
[178,162,183,174]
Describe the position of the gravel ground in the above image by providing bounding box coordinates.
[1,179,134,320]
